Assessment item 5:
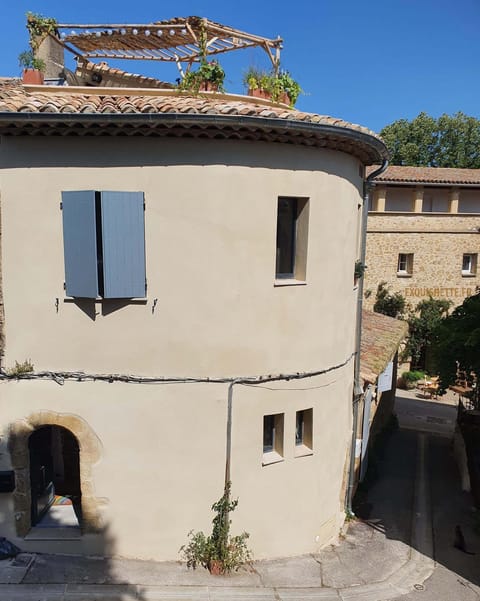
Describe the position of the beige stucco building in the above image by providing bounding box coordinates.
[365,166,480,309]
[0,76,388,561]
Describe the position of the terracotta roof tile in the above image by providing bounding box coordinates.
[367,165,480,185]
[360,310,408,384]
[0,80,388,164]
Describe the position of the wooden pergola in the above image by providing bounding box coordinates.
[54,16,283,76]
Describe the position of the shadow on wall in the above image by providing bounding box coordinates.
[353,399,479,588]
[63,298,148,321]
[2,135,357,177]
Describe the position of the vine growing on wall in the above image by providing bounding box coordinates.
[26,12,58,53]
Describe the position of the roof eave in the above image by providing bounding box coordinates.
[0,112,388,165]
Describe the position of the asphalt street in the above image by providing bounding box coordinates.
[389,390,479,601]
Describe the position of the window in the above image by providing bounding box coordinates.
[295,409,313,457]
[62,191,146,299]
[275,197,309,281]
[263,413,284,465]
[397,253,413,276]
[462,253,477,276]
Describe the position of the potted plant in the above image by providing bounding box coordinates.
[354,260,366,284]
[18,50,46,84]
[276,71,302,106]
[180,482,251,574]
[400,370,426,390]
[243,67,302,107]
[178,60,225,94]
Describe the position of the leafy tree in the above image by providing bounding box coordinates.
[403,297,452,370]
[373,281,406,318]
[433,292,480,397]
[380,112,480,168]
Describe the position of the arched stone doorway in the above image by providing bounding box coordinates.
[29,425,81,527]
[8,411,103,537]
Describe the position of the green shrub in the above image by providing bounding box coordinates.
[180,482,251,574]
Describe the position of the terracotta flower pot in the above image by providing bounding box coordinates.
[248,88,271,101]
[22,69,44,85]
[248,88,290,104]
[208,559,224,575]
[200,81,218,92]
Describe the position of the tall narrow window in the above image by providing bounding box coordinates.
[263,413,284,465]
[275,197,309,281]
[462,253,477,276]
[397,253,413,276]
[295,409,313,456]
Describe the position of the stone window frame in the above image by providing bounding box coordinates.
[8,411,103,537]
[462,253,477,277]
[397,253,414,277]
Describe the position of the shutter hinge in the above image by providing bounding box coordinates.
[60,201,63,210]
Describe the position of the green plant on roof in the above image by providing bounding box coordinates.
[243,67,302,107]
[18,50,46,72]
[26,12,58,53]
[178,60,225,93]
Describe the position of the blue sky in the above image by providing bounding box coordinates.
[1,0,479,133]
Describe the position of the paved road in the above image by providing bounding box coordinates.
[387,392,479,601]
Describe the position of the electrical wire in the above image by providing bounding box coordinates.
[0,352,355,387]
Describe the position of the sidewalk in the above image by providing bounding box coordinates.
[0,427,436,601]
[0,517,434,600]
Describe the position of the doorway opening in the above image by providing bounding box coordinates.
[28,426,82,529]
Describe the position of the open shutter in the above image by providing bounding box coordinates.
[100,191,146,298]
[61,191,99,298]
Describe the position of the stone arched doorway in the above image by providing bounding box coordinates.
[29,425,81,527]
[8,411,103,537]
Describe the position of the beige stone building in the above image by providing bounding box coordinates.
[365,166,480,310]
[0,67,389,561]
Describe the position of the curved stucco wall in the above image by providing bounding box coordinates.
[0,135,363,560]
[1,136,362,377]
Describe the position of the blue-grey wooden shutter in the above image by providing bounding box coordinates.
[100,191,146,298]
[61,190,99,298]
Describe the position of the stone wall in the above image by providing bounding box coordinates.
[365,213,480,309]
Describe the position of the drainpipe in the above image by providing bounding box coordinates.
[345,158,388,515]
[224,379,239,490]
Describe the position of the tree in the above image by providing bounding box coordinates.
[433,292,480,397]
[373,281,406,318]
[403,297,452,370]
[380,112,480,168]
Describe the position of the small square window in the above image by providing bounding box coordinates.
[295,409,313,457]
[462,253,477,276]
[275,197,309,282]
[263,413,284,465]
[397,253,413,276]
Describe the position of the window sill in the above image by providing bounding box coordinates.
[295,445,313,458]
[461,273,476,277]
[396,273,412,278]
[262,451,284,466]
[274,279,307,287]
